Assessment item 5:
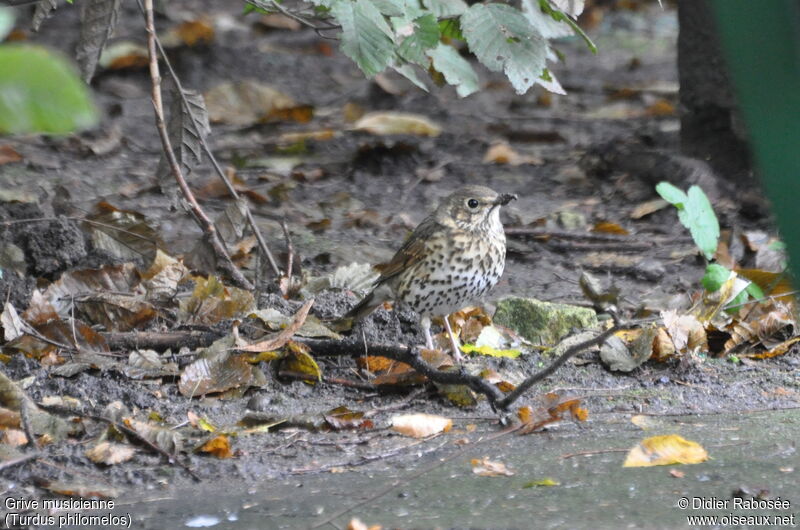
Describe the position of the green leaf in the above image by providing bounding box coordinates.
[427,42,479,97]
[393,64,429,91]
[0,8,13,41]
[702,264,731,293]
[460,343,521,358]
[423,0,467,17]
[461,3,547,95]
[397,14,440,65]
[521,0,572,39]
[684,186,720,260]
[243,4,272,15]
[332,0,396,77]
[370,0,405,16]
[725,289,748,313]
[308,0,337,8]
[657,183,719,260]
[745,281,765,300]
[438,18,463,40]
[655,181,688,207]
[0,44,98,134]
[538,0,596,54]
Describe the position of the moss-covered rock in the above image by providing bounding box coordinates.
[493,296,598,346]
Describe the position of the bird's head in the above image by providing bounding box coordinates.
[437,185,517,232]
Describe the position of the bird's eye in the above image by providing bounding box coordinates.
[467,199,479,209]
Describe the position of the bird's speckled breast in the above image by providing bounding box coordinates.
[392,224,506,318]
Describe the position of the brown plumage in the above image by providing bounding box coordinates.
[344,185,516,360]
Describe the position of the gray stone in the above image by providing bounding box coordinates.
[493,296,598,346]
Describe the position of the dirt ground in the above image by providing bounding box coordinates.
[1,0,798,504]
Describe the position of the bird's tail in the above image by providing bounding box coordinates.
[330,290,381,331]
[345,290,382,321]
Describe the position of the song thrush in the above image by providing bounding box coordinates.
[344,185,516,361]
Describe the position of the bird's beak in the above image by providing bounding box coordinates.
[494,193,517,206]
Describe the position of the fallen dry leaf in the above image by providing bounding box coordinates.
[0,145,23,165]
[237,299,314,352]
[324,406,373,430]
[482,142,542,166]
[352,112,441,137]
[630,198,669,219]
[518,392,589,434]
[85,441,136,465]
[204,80,312,126]
[258,13,302,31]
[471,457,515,477]
[630,414,660,430]
[179,275,255,326]
[171,19,215,46]
[199,435,233,459]
[2,429,28,447]
[279,342,322,384]
[644,99,676,116]
[662,310,707,353]
[98,41,148,70]
[592,220,629,235]
[623,434,708,467]
[346,518,381,530]
[391,413,452,438]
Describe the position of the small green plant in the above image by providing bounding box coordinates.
[656,182,764,312]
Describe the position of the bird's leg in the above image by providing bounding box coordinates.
[421,316,434,350]
[442,314,463,362]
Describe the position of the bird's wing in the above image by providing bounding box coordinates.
[374,216,439,284]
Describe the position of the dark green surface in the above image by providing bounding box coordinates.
[711,1,800,282]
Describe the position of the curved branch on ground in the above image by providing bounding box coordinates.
[102,323,620,411]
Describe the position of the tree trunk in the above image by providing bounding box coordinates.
[677,0,751,183]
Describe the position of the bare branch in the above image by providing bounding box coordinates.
[136,3,283,279]
[141,0,252,289]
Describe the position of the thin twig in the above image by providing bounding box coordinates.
[299,338,506,406]
[278,370,380,391]
[561,448,629,459]
[246,0,341,38]
[149,30,282,278]
[19,400,38,449]
[0,452,40,472]
[280,218,296,295]
[291,435,444,475]
[496,325,620,410]
[141,0,252,290]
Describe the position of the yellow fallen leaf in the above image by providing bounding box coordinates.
[623,434,708,467]
[200,435,233,459]
[522,478,560,488]
[391,413,452,438]
[460,344,521,358]
[280,347,322,384]
[745,336,800,359]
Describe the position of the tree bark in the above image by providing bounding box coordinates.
[677,0,752,183]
